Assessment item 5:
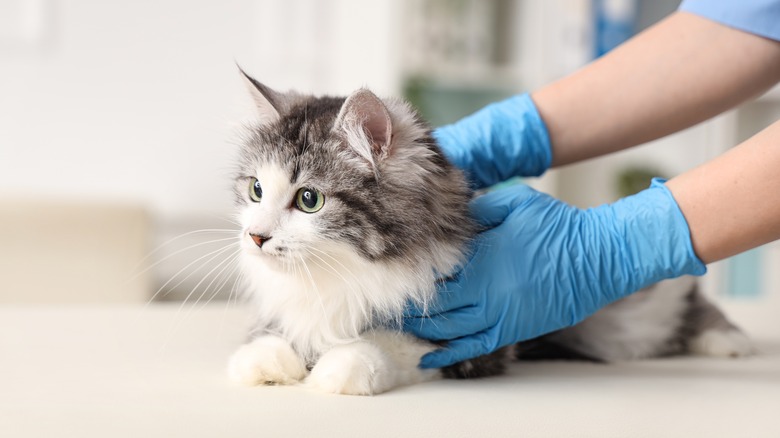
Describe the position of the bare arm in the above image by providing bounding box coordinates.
[532,12,780,167]
[666,120,780,263]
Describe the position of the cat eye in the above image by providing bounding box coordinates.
[248,177,263,202]
[295,188,324,213]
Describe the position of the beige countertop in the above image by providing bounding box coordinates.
[2,303,778,438]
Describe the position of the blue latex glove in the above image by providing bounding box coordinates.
[433,93,553,189]
[404,180,706,369]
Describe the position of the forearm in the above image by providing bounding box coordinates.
[532,12,780,167]
[666,119,780,263]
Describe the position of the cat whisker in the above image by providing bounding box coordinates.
[306,247,376,326]
[176,247,241,312]
[229,218,244,228]
[306,246,362,285]
[202,252,243,310]
[288,253,332,339]
[302,249,370,327]
[286,253,308,309]
[131,228,239,272]
[192,250,243,315]
[190,250,241,308]
[152,244,239,352]
[302,249,352,289]
[303,254,368,337]
[224,267,246,316]
[128,236,240,283]
[145,242,239,306]
[296,253,330,324]
[169,247,242,334]
[210,214,244,228]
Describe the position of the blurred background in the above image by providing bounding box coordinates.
[1,0,778,314]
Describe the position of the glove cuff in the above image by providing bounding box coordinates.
[601,178,706,301]
[433,93,552,189]
[651,178,707,276]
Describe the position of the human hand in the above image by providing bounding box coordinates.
[433,93,552,189]
[404,180,706,368]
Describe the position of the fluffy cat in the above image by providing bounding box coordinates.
[227,71,752,395]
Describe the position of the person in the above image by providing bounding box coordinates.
[403,0,780,369]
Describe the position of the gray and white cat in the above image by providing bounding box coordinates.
[227,71,752,395]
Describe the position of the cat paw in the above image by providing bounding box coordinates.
[689,329,754,358]
[227,335,307,386]
[306,342,389,396]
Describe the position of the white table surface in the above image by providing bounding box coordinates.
[2,303,778,438]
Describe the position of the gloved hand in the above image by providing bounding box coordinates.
[404,180,706,368]
[433,93,552,189]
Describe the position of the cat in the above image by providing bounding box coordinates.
[227,70,753,394]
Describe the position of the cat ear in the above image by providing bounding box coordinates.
[335,89,393,165]
[238,67,283,126]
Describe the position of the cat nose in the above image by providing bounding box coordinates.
[249,233,271,248]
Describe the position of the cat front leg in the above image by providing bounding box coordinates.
[227,334,307,386]
[305,330,440,395]
[305,340,389,395]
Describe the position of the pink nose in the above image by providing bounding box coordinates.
[249,233,271,248]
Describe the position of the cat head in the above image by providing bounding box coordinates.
[233,71,473,289]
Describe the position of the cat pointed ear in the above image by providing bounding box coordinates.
[239,67,283,126]
[335,89,393,165]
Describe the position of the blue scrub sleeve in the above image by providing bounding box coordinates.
[679,0,780,41]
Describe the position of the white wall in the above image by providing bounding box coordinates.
[246,0,401,97]
[1,1,246,219]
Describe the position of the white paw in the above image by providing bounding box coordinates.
[306,342,389,396]
[689,329,754,358]
[227,335,307,386]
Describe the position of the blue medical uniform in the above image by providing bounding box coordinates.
[680,0,780,41]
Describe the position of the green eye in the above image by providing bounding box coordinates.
[248,177,262,202]
[295,188,324,213]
